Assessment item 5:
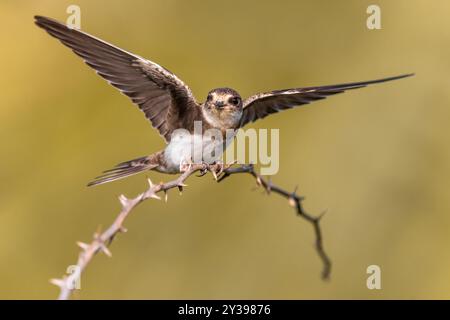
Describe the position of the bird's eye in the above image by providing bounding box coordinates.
[229,97,241,106]
[207,94,213,101]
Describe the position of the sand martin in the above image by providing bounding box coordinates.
[34,16,413,186]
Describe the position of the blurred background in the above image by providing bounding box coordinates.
[1,0,449,299]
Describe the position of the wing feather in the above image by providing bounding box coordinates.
[240,74,414,127]
[35,15,199,142]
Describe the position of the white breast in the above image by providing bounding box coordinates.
[163,130,235,172]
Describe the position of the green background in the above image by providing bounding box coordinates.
[1,0,449,299]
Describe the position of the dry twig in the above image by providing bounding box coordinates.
[218,164,331,280]
[51,163,331,300]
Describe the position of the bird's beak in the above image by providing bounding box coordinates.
[214,101,225,108]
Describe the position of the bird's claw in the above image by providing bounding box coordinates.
[195,161,223,179]
[195,162,210,177]
[179,156,193,172]
[195,161,232,179]
[210,161,226,180]
[214,162,225,176]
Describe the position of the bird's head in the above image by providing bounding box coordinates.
[203,87,243,128]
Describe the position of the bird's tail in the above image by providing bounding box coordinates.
[87,155,158,187]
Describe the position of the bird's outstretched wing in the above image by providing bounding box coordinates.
[35,15,199,142]
[239,74,414,127]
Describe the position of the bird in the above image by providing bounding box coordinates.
[34,15,413,186]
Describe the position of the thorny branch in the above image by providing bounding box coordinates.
[218,164,331,280]
[51,163,331,300]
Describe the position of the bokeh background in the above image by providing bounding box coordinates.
[1,0,449,299]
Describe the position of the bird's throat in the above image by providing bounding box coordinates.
[202,107,242,130]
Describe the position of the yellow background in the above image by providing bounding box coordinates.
[1,0,449,299]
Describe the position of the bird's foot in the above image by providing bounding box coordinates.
[196,162,210,177]
[195,161,234,179]
[212,161,225,176]
[209,161,227,180]
[179,156,194,173]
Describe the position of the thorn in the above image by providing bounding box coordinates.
[149,193,161,200]
[288,196,297,208]
[100,244,112,257]
[211,170,218,181]
[76,241,89,251]
[178,182,188,187]
[256,176,262,187]
[147,177,154,188]
[50,278,66,288]
[94,225,102,239]
[119,226,128,233]
[223,161,234,171]
[177,185,183,195]
[118,194,129,208]
[164,190,168,203]
[289,186,299,203]
[266,177,272,194]
[317,208,328,221]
